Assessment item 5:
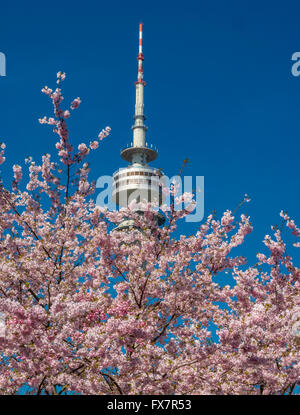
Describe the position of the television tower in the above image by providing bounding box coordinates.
[112,23,165,230]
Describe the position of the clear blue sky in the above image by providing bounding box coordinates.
[0,0,300,264]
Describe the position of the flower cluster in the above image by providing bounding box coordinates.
[0,74,298,396]
[98,126,111,140]
[56,71,66,84]
[70,97,81,110]
[0,143,6,165]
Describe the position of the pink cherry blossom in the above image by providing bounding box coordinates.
[89,141,99,150]
[0,145,5,165]
[56,71,66,84]
[12,164,22,183]
[70,97,81,110]
[0,73,298,396]
[98,126,111,140]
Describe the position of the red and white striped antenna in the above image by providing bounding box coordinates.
[136,22,146,85]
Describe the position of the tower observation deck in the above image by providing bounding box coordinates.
[112,24,165,229]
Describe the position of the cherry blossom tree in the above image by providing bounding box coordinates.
[0,74,298,395]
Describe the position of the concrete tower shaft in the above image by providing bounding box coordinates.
[133,82,146,149]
